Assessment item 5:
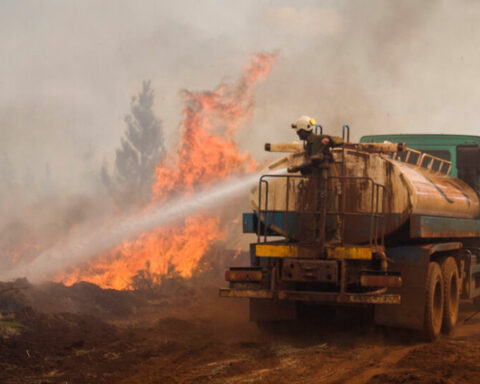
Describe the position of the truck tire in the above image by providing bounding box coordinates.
[441,257,460,334]
[424,262,444,341]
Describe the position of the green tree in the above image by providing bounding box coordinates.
[103,80,165,206]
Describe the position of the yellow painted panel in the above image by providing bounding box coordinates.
[256,244,299,258]
[327,246,372,260]
[255,244,318,258]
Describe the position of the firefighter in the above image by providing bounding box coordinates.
[289,115,343,171]
[288,116,343,244]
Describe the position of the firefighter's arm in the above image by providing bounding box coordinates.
[327,135,344,147]
[287,160,312,173]
[287,155,326,172]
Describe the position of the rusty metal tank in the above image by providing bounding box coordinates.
[251,143,479,244]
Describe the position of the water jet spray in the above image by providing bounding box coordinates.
[1,169,287,283]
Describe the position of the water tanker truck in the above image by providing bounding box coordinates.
[220,128,480,340]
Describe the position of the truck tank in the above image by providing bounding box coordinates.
[222,133,480,341]
[251,144,479,245]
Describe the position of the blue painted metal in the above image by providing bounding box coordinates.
[248,209,400,241]
[243,211,301,237]
[315,124,323,135]
[242,213,256,233]
[410,215,480,238]
[386,245,431,265]
[342,124,350,142]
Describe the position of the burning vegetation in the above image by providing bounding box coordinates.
[54,52,277,290]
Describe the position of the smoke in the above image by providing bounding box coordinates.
[0,170,285,282]
[2,1,480,282]
[48,51,276,289]
[248,1,480,152]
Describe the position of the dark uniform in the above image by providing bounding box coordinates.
[303,133,343,244]
[305,133,344,159]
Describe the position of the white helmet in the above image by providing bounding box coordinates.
[291,115,316,132]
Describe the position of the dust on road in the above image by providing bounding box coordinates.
[1,279,480,384]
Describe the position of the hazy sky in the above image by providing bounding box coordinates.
[1,0,480,196]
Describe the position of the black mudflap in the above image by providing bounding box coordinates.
[374,245,430,331]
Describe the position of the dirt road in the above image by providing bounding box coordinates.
[1,281,480,384]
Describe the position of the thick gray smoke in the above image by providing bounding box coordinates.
[1,1,480,281]
[0,170,285,282]
[249,1,480,151]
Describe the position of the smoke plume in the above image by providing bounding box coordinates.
[2,1,480,286]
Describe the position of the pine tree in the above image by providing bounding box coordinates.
[103,81,165,206]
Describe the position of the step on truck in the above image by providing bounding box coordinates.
[220,129,480,340]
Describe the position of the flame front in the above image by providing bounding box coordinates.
[56,52,277,289]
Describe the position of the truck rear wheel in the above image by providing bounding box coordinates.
[441,257,460,334]
[424,262,444,341]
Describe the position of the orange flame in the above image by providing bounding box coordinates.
[56,52,277,289]
[6,242,41,264]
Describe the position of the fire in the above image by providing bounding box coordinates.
[153,51,278,195]
[59,216,224,289]
[6,242,41,264]
[56,52,277,289]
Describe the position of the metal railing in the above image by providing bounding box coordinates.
[393,148,452,175]
[256,174,386,251]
